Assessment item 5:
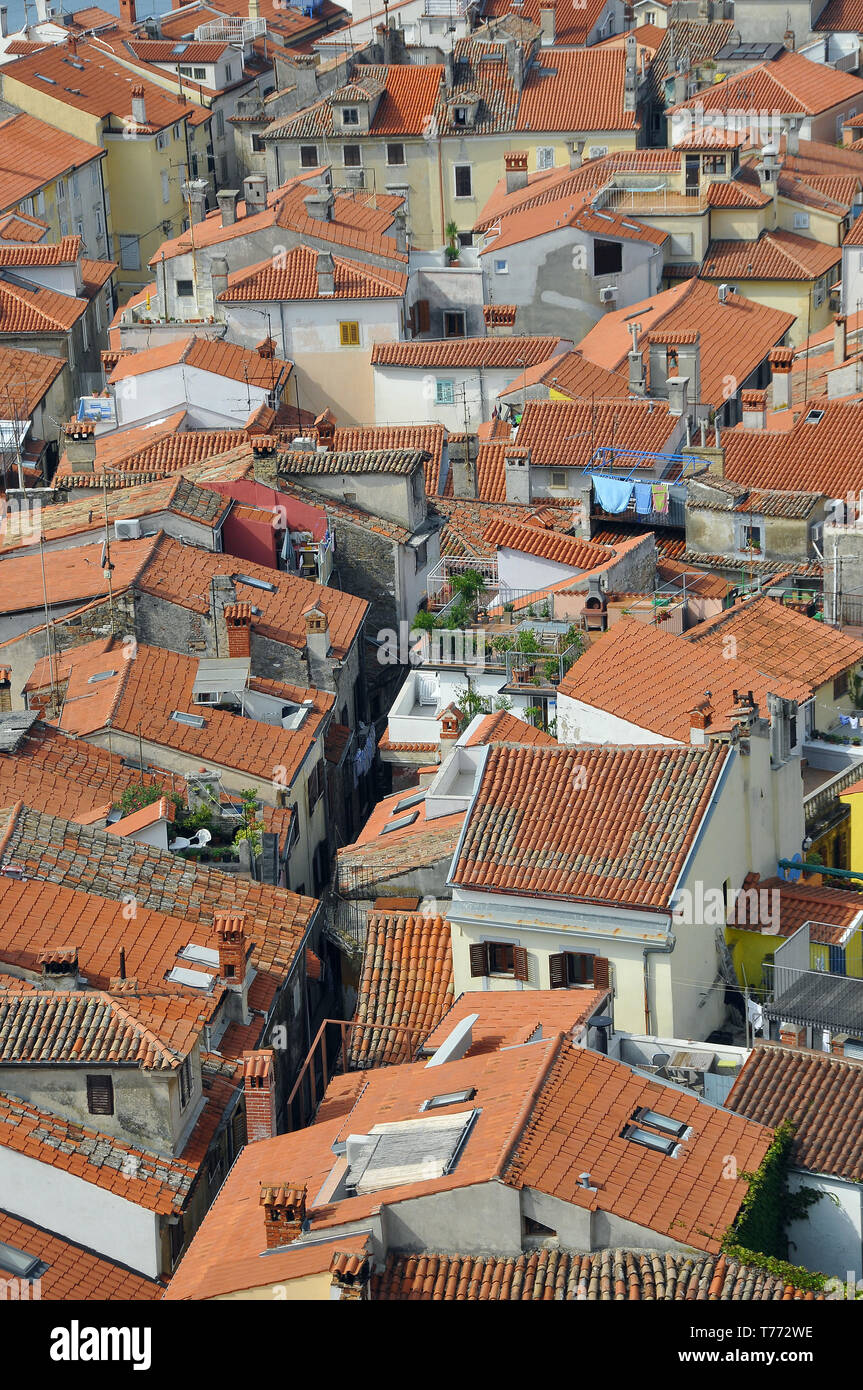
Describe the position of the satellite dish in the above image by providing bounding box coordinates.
[789,851,803,883]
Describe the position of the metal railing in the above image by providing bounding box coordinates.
[804,763,863,819]
[285,1018,418,1131]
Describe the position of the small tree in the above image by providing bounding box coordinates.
[233,788,263,859]
[523,705,543,729]
[451,568,485,608]
[455,686,489,728]
[412,608,438,633]
[116,784,184,819]
[445,220,460,262]
[515,629,540,654]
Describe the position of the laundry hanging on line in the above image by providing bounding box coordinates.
[633,482,653,515]
[592,474,634,514]
[651,483,670,515]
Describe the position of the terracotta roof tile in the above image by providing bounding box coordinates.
[452,742,730,911]
[0,1209,164,1300]
[219,246,406,302]
[723,397,863,496]
[374,1246,823,1299]
[423,988,608,1058]
[463,710,558,747]
[701,230,841,282]
[560,617,811,740]
[0,534,158,618]
[726,1041,863,1181]
[330,423,445,495]
[729,876,863,940]
[670,49,863,118]
[0,113,103,212]
[371,337,561,370]
[108,335,291,389]
[517,47,636,132]
[685,594,863,690]
[0,988,203,1068]
[350,912,453,1066]
[0,279,88,334]
[483,517,615,569]
[0,342,65,417]
[515,396,677,467]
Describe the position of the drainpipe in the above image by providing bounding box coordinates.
[643,932,675,1033]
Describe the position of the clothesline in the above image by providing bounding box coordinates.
[591,474,670,516]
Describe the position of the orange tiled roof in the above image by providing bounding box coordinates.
[0,1088,195,1214]
[728,876,863,940]
[219,245,407,301]
[331,423,445,495]
[108,335,291,389]
[350,911,453,1067]
[132,533,368,659]
[514,396,677,467]
[0,113,104,212]
[0,235,81,267]
[434,496,572,559]
[374,1247,824,1301]
[371,337,562,370]
[423,988,608,1058]
[0,988,204,1069]
[452,742,730,910]
[463,710,558,747]
[0,342,66,416]
[723,397,863,496]
[726,1041,863,1181]
[701,230,841,282]
[685,594,863,690]
[0,212,49,242]
[0,534,158,617]
[0,1209,164,1300]
[483,517,615,569]
[0,279,88,334]
[105,795,176,836]
[559,617,811,740]
[516,47,636,132]
[671,48,863,117]
[0,803,317,996]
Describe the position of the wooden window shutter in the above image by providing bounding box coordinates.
[513,946,529,982]
[548,953,567,989]
[469,942,488,977]
[86,1075,114,1116]
[415,298,430,333]
[593,957,611,991]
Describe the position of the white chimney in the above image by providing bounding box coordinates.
[131,85,147,126]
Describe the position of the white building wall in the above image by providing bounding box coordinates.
[556,693,678,746]
[0,1146,161,1277]
[787,1171,863,1281]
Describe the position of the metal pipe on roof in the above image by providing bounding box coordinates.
[643,934,675,1034]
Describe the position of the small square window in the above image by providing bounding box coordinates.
[343,144,361,167]
[341,107,359,125]
[537,146,554,170]
[489,942,515,974]
[443,311,465,338]
[387,142,405,165]
[435,379,454,405]
[453,107,467,126]
[551,470,567,489]
[339,320,360,346]
[252,133,265,153]
[494,258,508,274]
[194,66,206,80]
[300,145,319,168]
[743,524,762,552]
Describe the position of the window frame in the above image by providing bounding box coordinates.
[300,144,319,168]
[339,320,360,347]
[453,164,473,199]
[835,669,850,699]
[386,142,406,166]
[537,146,555,171]
[435,378,455,405]
[343,143,362,168]
[593,237,623,277]
[341,106,359,126]
[176,278,194,298]
[443,310,466,339]
[86,1074,114,1116]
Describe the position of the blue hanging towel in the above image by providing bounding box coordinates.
[633,481,653,515]
[592,474,634,514]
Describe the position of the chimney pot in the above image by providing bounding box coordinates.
[212,911,248,984]
[504,150,529,194]
[259,1182,306,1248]
[834,314,848,368]
[243,1049,277,1140]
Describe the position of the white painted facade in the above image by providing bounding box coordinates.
[556,693,678,746]
[112,361,274,429]
[372,344,572,432]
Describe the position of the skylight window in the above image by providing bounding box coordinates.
[171,710,206,727]
[394,791,425,813]
[623,1123,681,1157]
[421,1088,476,1111]
[0,1242,44,1280]
[804,409,824,424]
[87,670,118,683]
[380,811,419,834]
[166,964,215,991]
[233,573,277,592]
[178,943,220,968]
[34,72,57,83]
[634,1107,689,1140]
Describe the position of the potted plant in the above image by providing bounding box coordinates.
[445,220,460,265]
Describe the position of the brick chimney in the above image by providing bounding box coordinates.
[834,314,848,367]
[131,84,147,127]
[243,1049,277,1141]
[256,336,276,360]
[223,601,252,658]
[316,251,335,297]
[689,699,713,744]
[119,0,136,22]
[65,418,96,472]
[830,1032,850,1057]
[314,407,336,449]
[260,1182,306,1248]
[67,32,78,55]
[741,388,767,430]
[0,667,11,713]
[330,1250,371,1300]
[212,912,249,984]
[769,345,793,411]
[504,151,529,195]
[438,704,460,745]
[779,1023,806,1047]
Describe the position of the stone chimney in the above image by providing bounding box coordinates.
[279,53,319,107]
[38,946,79,990]
[449,433,479,498]
[223,601,252,658]
[303,186,334,222]
[243,1049,277,1141]
[243,173,268,211]
[566,139,586,170]
[316,251,335,296]
[779,1022,806,1047]
[628,348,646,395]
[65,418,96,472]
[505,38,524,91]
[624,32,637,114]
[130,85,147,126]
[393,206,407,255]
[217,189,239,227]
[665,375,689,417]
[741,388,767,429]
[183,178,208,224]
[260,1183,306,1248]
[834,313,848,367]
[539,3,555,43]
[304,605,330,681]
[210,255,228,305]
[504,446,531,503]
[0,7,8,38]
[444,47,454,94]
[504,151,529,195]
[769,345,793,410]
[784,117,800,157]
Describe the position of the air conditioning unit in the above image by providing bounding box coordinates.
[114,518,142,540]
[599,286,618,304]
[717,283,730,304]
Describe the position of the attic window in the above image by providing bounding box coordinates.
[171,710,206,727]
[380,811,419,833]
[341,107,359,125]
[394,791,426,813]
[622,1123,680,1157]
[0,1242,46,1281]
[234,573,277,591]
[87,670,118,683]
[804,409,824,424]
[633,1107,689,1139]
[421,1088,476,1111]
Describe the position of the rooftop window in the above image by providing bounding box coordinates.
[0,1241,45,1280]
[622,1123,680,1157]
[394,791,425,813]
[380,810,419,834]
[234,573,276,592]
[171,710,206,727]
[87,670,117,683]
[421,1088,476,1111]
